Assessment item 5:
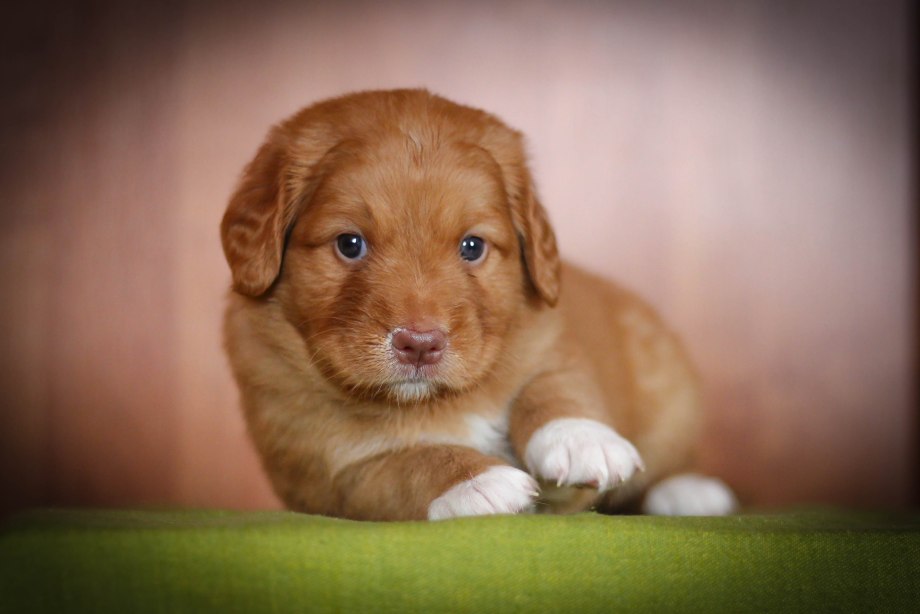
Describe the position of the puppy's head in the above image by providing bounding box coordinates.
[221,90,559,402]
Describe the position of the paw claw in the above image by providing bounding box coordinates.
[525,418,644,493]
[428,466,539,520]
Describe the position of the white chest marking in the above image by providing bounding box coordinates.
[417,412,517,466]
[464,413,515,464]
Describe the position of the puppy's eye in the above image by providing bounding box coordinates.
[459,236,487,263]
[335,234,367,261]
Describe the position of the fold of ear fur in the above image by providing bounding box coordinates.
[483,129,561,307]
[515,179,561,307]
[220,118,337,297]
[220,131,291,297]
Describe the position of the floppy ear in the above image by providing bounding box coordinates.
[508,174,561,306]
[220,131,297,297]
[488,132,560,307]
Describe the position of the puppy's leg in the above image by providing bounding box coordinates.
[509,368,644,507]
[334,445,538,521]
[641,473,738,516]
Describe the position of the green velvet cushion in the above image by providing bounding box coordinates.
[1,510,918,612]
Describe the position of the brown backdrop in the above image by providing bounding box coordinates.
[0,0,915,515]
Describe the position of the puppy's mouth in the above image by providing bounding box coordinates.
[381,326,452,402]
[392,362,441,381]
[389,379,436,403]
[307,326,459,403]
[387,364,443,402]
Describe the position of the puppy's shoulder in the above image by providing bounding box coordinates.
[559,263,641,313]
[556,262,692,373]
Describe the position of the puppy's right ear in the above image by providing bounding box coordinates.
[220,132,293,297]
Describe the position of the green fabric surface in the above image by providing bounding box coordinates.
[1,510,918,613]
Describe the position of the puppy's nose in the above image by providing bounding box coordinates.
[391,328,446,366]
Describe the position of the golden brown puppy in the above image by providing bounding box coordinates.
[221,89,736,521]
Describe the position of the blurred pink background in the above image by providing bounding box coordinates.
[0,0,915,514]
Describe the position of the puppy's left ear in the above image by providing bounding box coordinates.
[510,176,561,306]
[491,137,561,307]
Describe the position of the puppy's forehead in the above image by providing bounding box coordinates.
[320,134,508,231]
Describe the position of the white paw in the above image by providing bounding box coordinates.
[524,418,644,492]
[427,466,539,521]
[642,473,738,516]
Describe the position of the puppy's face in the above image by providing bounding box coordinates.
[221,91,560,403]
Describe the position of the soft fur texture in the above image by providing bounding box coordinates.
[221,89,735,520]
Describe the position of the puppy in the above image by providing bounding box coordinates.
[221,89,736,520]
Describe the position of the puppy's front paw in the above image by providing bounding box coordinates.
[524,418,644,491]
[642,473,738,516]
[427,466,539,521]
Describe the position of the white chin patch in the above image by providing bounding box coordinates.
[641,473,738,516]
[391,380,432,402]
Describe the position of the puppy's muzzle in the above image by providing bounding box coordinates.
[391,328,446,367]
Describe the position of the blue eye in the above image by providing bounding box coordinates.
[336,234,367,260]
[459,236,487,263]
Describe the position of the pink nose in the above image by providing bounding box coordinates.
[391,328,446,366]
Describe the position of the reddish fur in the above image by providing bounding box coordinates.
[221,89,700,520]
